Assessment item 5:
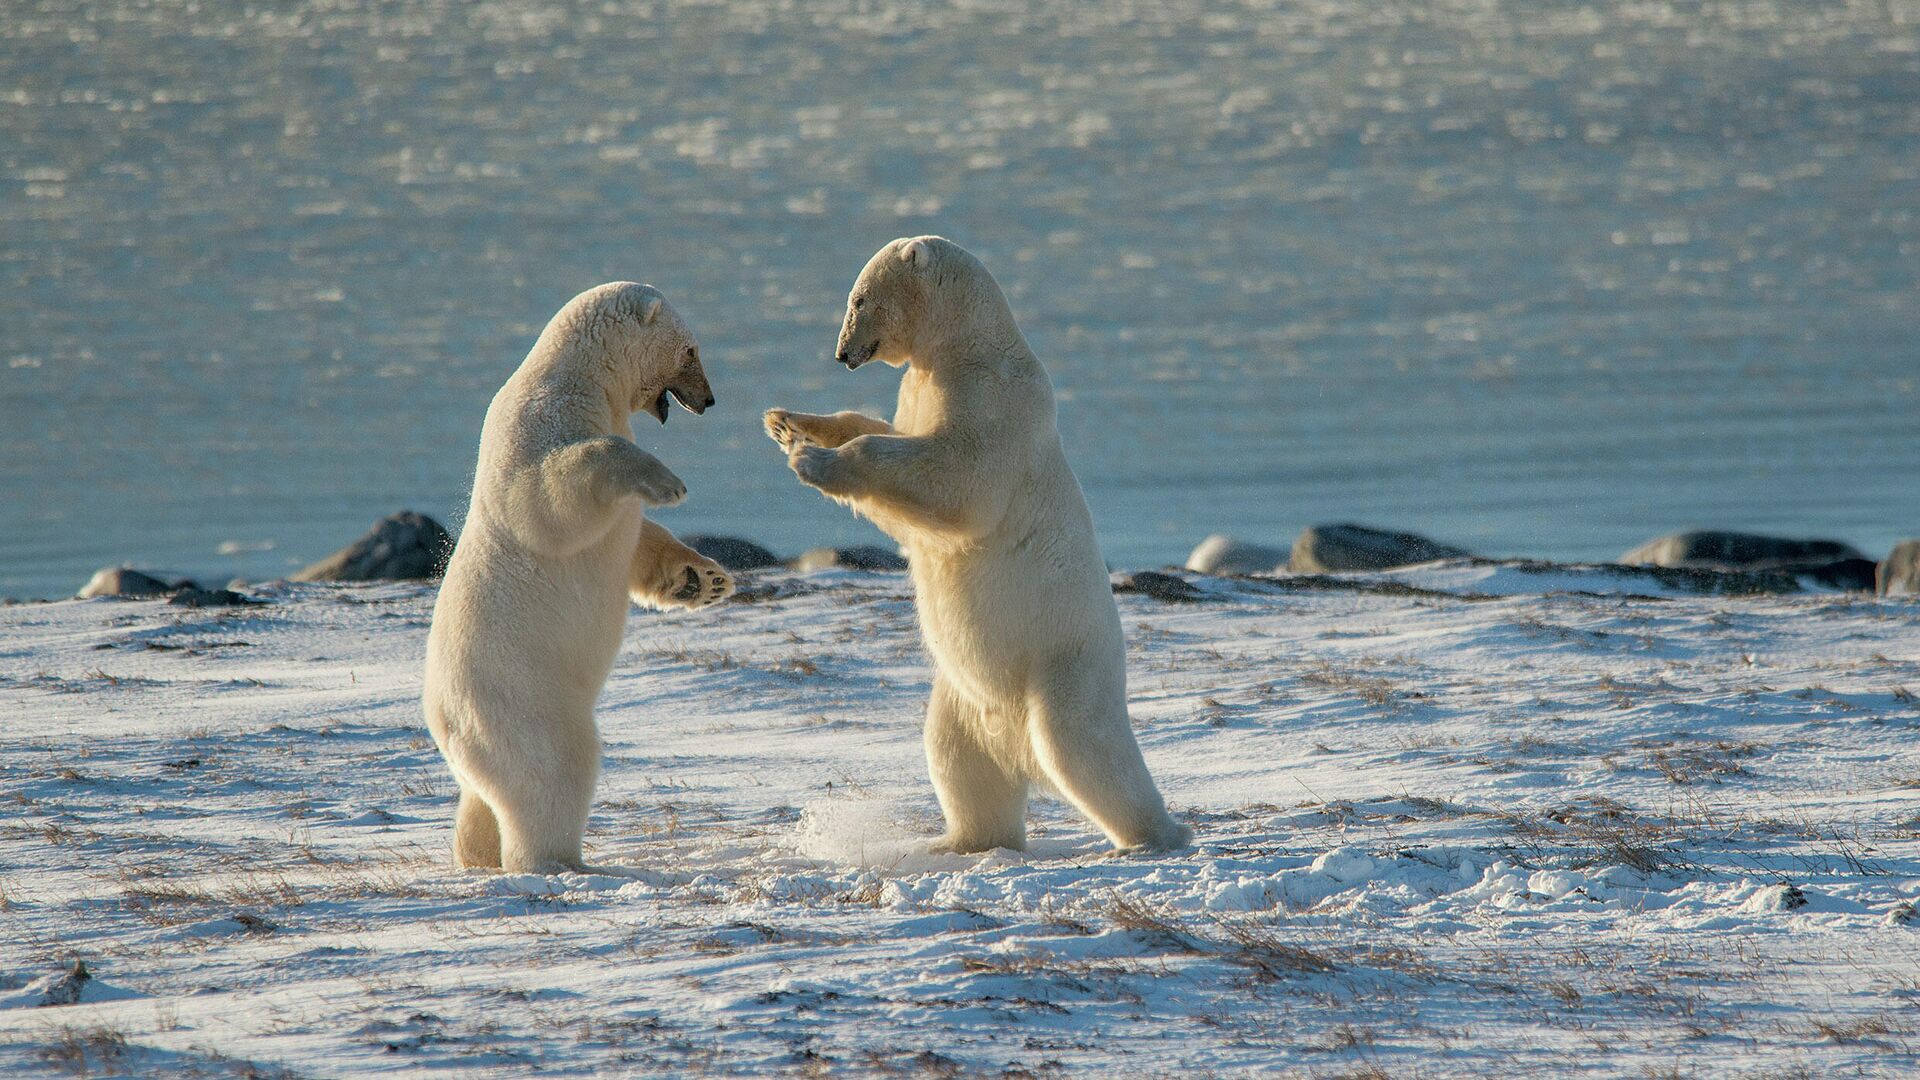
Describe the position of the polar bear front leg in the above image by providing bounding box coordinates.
[763,408,894,452]
[561,436,688,508]
[629,519,735,609]
[788,435,1009,539]
[515,437,690,559]
[1026,670,1192,853]
[925,677,1029,853]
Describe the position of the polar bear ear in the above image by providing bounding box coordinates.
[900,239,932,270]
[639,295,664,325]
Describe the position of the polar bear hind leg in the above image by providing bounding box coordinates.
[442,710,599,875]
[1026,671,1192,852]
[925,678,1029,853]
[489,741,599,874]
[453,787,502,868]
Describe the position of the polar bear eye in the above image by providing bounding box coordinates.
[851,296,865,309]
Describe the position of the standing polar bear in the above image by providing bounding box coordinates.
[766,237,1190,853]
[425,282,734,874]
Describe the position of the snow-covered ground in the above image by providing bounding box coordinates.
[2,567,1917,1076]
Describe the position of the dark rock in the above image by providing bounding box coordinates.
[789,545,908,572]
[1112,570,1205,602]
[1879,540,1920,596]
[1185,535,1288,576]
[1595,563,1800,596]
[293,512,452,582]
[1290,524,1470,573]
[686,535,783,571]
[168,587,260,608]
[1798,558,1878,592]
[77,567,190,599]
[1620,530,1865,572]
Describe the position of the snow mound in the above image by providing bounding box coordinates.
[0,963,145,1010]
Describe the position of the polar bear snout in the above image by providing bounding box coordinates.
[649,360,716,423]
[836,339,878,370]
[667,383,714,415]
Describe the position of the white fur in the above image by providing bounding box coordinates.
[766,237,1190,853]
[424,282,733,874]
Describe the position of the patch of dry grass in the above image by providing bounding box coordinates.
[1104,893,1338,980]
[1298,664,1404,709]
[1810,1014,1897,1045]
[1641,740,1759,785]
[40,1025,128,1076]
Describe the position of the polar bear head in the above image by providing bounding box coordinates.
[835,236,1013,370]
[542,281,714,425]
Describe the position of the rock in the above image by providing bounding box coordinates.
[1290,524,1470,573]
[168,587,260,608]
[293,512,452,582]
[77,567,262,605]
[1620,531,1876,592]
[1606,562,1801,596]
[1879,540,1920,596]
[1112,570,1204,603]
[76,568,189,599]
[1185,535,1288,577]
[1797,558,1879,592]
[686,535,783,571]
[1619,530,1865,571]
[789,545,908,573]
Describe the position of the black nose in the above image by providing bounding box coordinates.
[703,394,716,409]
[834,351,849,364]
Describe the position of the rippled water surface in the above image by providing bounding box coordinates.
[3,1,1916,597]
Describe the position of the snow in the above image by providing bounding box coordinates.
[2,569,1917,1076]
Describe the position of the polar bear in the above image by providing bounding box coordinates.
[424,282,734,874]
[765,237,1190,853]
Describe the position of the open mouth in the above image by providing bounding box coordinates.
[649,383,713,425]
[668,386,706,415]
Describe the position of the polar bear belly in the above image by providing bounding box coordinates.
[431,509,639,717]
[909,539,1106,714]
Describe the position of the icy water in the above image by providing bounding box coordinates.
[3,1,1916,599]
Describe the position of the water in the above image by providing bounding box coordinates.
[3,0,1916,599]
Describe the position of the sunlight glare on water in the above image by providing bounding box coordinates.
[1,0,1915,597]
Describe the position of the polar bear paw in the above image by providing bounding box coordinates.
[788,444,843,492]
[661,557,734,610]
[763,408,814,453]
[630,464,688,508]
